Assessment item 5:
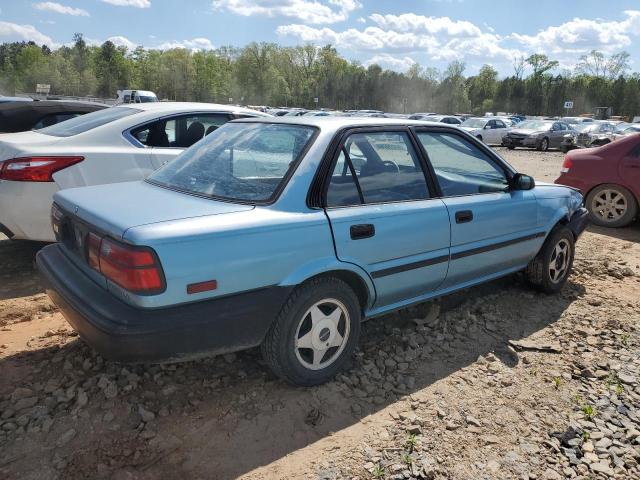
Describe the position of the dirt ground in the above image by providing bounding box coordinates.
[1,148,639,480]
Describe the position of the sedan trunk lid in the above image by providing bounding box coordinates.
[0,131,65,162]
[54,180,254,240]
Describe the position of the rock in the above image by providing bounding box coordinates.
[103,412,115,423]
[76,389,88,408]
[594,437,612,449]
[509,339,562,353]
[412,303,440,327]
[104,382,118,399]
[10,387,34,402]
[542,468,562,480]
[14,397,38,411]
[406,425,422,435]
[618,373,635,385]
[465,415,482,428]
[589,461,614,475]
[56,428,76,447]
[138,405,155,423]
[223,353,237,364]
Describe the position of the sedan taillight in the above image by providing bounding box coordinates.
[561,156,573,174]
[0,156,83,182]
[86,234,165,294]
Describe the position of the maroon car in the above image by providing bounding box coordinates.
[555,134,640,227]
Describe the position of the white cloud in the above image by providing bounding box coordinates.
[101,0,150,8]
[155,37,216,51]
[107,35,138,50]
[364,54,416,72]
[212,0,361,24]
[511,10,640,55]
[369,13,482,37]
[0,21,55,46]
[33,2,90,16]
[277,21,522,62]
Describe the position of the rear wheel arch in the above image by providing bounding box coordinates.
[306,270,371,313]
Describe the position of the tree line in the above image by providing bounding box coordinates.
[1,34,639,118]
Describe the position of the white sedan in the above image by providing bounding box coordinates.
[0,102,267,241]
[459,117,509,145]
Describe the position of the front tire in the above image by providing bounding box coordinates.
[526,226,575,294]
[261,277,361,386]
[537,137,549,151]
[586,184,638,228]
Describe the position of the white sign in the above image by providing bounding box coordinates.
[564,101,574,109]
[228,97,233,103]
[313,97,319,103]
[36,83,50,94]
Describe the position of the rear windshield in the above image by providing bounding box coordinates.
[37,106,140,137]
[147,122,316,203]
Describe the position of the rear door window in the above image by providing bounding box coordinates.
[326,131,430,206]
[131,113,232,148]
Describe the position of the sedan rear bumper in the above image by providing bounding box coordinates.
[36,244,291,363]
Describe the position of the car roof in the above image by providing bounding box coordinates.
[230,115,442,130]
[121,101,269,116]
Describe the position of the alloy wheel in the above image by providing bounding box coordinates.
[294,299,350,370]
[549,239,571,283]
[591,189,628,222]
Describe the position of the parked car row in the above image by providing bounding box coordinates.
[33,115,588,386]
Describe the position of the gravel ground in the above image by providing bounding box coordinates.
[0,148,639,480]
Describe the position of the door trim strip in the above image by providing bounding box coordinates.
[370,231,546,279]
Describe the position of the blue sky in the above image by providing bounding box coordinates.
[1,0,640,76]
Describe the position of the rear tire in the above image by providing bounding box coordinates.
[261,277,361,386]
[507,145,515,150]
[526,226,575,294]
[585,184,638,228]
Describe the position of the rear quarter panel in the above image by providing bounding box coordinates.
[119,208,371,309]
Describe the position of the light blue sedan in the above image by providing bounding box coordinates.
[37,117,588,386]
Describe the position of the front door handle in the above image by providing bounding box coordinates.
[455,210,473,224]
[350,224,375,240]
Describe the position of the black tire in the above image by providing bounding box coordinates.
[537,137,549,152]
[476,135,483,142]
[507,145,515,150]
[560,146,568,154]
[526,226,575,294]
[261,277,361,386]
[585,184,638,228]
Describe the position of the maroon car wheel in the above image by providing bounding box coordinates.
[586,184,638,228]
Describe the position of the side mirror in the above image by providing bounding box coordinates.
[511,173,535,191]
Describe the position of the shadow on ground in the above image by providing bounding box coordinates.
[0,238,48,300]
[0,273,585,480]
[587,222,640,243]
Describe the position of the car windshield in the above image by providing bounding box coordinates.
[147,122,316,203]
[461,118,487,128]
[517,120,551,130]
[36,107,140,137]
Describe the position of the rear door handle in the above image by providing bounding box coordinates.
[350,224,375,240]
[455,210,473,224]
